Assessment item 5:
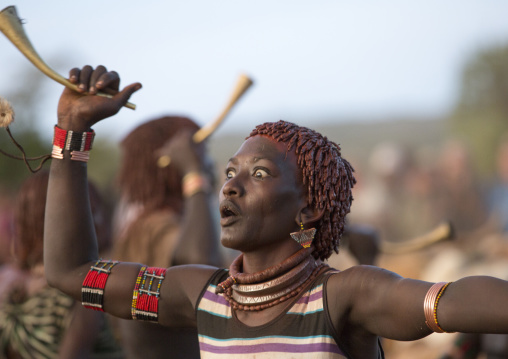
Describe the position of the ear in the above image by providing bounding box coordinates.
[296,205,325,228]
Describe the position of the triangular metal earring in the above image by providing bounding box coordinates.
[290,222,316,248]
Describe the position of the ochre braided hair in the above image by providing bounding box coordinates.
[116,116,200,213]
[247,120,356,261]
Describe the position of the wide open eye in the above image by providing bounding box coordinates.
[253,168,269,179]
[225,169,236,180]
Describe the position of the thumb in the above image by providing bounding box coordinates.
[114,82,142,107]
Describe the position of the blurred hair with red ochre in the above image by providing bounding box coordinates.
[116,116,200,214]
[247,120,356,261]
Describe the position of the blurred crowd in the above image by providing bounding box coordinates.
[331,136,508,358]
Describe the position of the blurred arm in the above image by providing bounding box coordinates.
[58,305,104,359]
[159,131,221,267]
[342,224,380,266]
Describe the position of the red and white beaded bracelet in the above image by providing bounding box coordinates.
[81,259,119,311]
[52,125,95,162]
[131,266,167,323]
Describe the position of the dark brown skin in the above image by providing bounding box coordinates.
[44,66,508,359]
[44,65,216,329]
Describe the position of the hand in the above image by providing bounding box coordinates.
[57,65,141,131]
[157,129,212,176]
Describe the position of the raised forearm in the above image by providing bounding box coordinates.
[44,157,98,299]
[159,131,222,267]
[43,65,141,299]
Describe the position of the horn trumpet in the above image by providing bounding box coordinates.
[157,73,254,168]
[0,6,136,110]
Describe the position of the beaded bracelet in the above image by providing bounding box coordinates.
[52,125,95,162]
[182,171,211,198]
[131,265,148,319]
[424,281,454,333]
[82,259,119,311]
[131,266,167,323]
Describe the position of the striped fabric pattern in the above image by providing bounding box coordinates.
[0,286,74,359]
[196,269,348,359]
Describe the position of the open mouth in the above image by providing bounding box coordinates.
[220,200,240,218]
[220,200,241,225]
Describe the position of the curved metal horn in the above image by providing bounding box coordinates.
[0,6,135,110]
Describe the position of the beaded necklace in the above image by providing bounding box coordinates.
[216,247,327,311]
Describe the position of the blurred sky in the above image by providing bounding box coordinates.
[1,1,508,141]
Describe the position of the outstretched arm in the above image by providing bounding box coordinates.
[328,266,508,342]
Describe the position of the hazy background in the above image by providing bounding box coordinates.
[2,2,508,357]
[1,1,508,135]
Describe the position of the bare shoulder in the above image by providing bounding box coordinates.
[326,265,404,307]
[158,264,221,327]
[166,264,220,301]
[328,265,403,285]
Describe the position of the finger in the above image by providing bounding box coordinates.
[69,68,81,84]
[112,82,142,108]
[89,65,108,94]
[96,71,120,92]
[97,87,119,96]
[78,65,93,93]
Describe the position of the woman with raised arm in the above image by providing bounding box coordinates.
[45,66,508,359]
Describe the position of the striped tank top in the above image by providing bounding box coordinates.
[196,268,382,359]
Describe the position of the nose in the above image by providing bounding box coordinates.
[221,174,244,198]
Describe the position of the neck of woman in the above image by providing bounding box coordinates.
[241,240,303,274]
[216,246,326,311]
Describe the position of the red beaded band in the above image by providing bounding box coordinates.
[52,125,95,162]
[132,267,167,323]
[81,259,119,311]
[424,281,454,333]
[131,265,148,320]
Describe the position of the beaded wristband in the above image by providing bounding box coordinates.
[52,125,95,162]
[182,171,211,198]
[424,281,453,333]
[132,266,167,323]
[131,265,148,319]
[82,259,119,311]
